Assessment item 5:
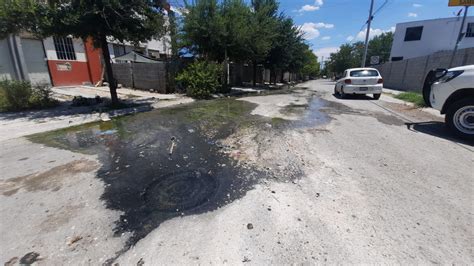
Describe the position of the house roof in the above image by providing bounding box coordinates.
[114,51,160,63]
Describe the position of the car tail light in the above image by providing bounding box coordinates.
[345,79,352,84]
[377,78,383,84]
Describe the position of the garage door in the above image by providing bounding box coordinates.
[21,38,51,86]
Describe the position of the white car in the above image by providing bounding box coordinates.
[334,68,383,100]
[425,65,474,139]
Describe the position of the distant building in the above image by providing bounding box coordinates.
[107,35,172,62]
[390,16,474,61]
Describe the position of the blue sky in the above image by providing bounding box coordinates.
[171,0,472,62]
[278,0,473,62]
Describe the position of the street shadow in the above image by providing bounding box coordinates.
[333,94,376,100]
[0,98,154,121]
[406,121,474,146]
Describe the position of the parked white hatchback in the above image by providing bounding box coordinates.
[334,68,383,100]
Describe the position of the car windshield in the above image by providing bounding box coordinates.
[350,70,379,77]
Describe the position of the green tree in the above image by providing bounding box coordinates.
[181,0,225,60]
[325,32,394,76]
[366,32,393,65]
[326,44,356,75]
[221,0,252,62]
[247,0,278,86]
[0,0,166,105]
[264,15,303,83]
[301,48,320,78]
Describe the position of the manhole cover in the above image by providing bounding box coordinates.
[144,170,218,212]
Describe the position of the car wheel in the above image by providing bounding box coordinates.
[373,93,381,100]
[445,98,474,140]
[334,85,340,96]
[340,86,346,98]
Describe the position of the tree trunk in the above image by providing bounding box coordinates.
[252,60,257,87]
[100,35,119,105]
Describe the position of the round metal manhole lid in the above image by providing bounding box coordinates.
[144,170,218,212]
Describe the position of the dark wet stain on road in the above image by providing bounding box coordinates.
[29,99,268,252]
[28,95,341,262]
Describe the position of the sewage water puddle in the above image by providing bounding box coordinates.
[28,96,335,256]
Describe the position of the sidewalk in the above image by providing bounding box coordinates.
[52,86,181,101]
[0,87,193,142]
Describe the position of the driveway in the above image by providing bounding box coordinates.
[0,79,472,265]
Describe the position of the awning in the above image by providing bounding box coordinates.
[114,51,160,63]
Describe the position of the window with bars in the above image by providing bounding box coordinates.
[466,23,474,38]
[53,37,77,60]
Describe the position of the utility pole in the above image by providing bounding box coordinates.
[449,6,469,68]
[361,0,374,67]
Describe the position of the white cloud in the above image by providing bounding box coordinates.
[313,47,339,62]
[301,23,321,39]
[298,0,324,12]
[347,27,395,42]
[408,12,418,17]
[170,6,182,16]
[314,22,334,29]
[413,3,422,8]
[321,36,331,40]
[299,4,320,12]
[300,22,335,40]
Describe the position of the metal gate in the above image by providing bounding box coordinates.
[21,38,51,86]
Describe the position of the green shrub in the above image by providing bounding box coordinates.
[29,84,58,109]
[0,80,58,111]
[176,61,222,99]
[0,79,32,111]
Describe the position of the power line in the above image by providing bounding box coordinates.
[348,22,368,44]
[373,0,389,17]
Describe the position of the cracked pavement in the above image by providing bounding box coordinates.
[1,80,472,265]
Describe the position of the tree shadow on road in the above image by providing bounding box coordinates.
[333,94,378,100]
[0,98,154,121]
[406,121,473,146]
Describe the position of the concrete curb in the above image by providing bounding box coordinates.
[382,88,443,118]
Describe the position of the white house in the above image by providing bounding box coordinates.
[390,16,474,61]
[107,35,172,62]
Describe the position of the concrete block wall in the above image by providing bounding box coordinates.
[112,62,166,93]
[376,47,474,92]
[402,57,428,92]
[112,63,133,88]
[132,62,166,93]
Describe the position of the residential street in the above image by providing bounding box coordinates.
[1,79,472,265]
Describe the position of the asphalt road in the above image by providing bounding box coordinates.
[0,79,472,265]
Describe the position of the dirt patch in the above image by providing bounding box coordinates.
[0,159,99,196]
[371,112,406,126]
[39,203,85,232]
[381,101,443,122]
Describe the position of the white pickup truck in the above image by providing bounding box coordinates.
[423,65,474,140]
